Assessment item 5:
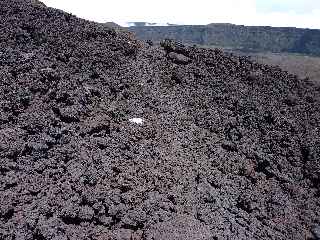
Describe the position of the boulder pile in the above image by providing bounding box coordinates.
[0,1,319,239]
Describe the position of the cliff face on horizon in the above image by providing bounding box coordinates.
[128,24,320,56]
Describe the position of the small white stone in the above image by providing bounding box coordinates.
[129,118,144,125]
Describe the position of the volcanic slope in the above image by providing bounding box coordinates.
[0,1,320,240]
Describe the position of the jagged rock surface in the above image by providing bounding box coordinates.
[0,1,319,239]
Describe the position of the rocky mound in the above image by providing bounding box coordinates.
[0,1,319,240]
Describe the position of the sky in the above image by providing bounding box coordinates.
[41,0,320,29]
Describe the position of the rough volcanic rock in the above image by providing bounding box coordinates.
[0,1,319,240]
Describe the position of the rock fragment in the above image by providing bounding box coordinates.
[312,225,320,240]
[168,52,191,65]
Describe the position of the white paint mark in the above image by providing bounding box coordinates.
[129,118,144,125]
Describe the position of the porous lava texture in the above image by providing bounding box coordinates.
[0,1,319,239]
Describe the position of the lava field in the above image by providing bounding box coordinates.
[0,1,320,239]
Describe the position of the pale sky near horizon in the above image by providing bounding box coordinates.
[41,0,320,29]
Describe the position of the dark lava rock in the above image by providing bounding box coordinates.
[146,39,153,46]
[146,214,212,240]
[168,52,191,65]
[311,225,320,240]
[160,39,187,54]
[30,0,46,7]
[0,1,319,240]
